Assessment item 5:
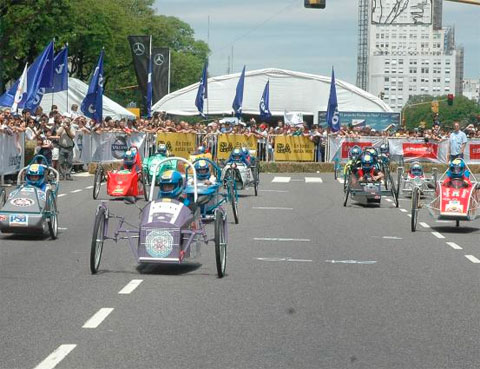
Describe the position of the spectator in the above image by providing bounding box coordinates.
[56,118,76,180]
[448,121,467,161]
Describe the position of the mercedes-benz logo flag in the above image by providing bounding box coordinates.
[152,47,170,104]
[128,35,150,108]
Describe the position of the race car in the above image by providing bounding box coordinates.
[93,146,148,201]
[221,147,260,196]
[0,155,59,239]
[142,144,177,187]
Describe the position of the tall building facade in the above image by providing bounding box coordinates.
[356,0,464,112]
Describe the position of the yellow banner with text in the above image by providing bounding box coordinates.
[274,136,314,161]
[216,134,258,160]
[156,132,197,159]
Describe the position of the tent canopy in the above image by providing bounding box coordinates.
[38,78,135,120]
[152,68,392,123]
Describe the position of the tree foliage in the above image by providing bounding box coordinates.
[403,94,480,130]
[0,0,209,107]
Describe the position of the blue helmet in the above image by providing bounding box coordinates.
[241,147,249,156]
[410,162,424,177]
[231,148,243,161]
[196,146,206,154]
[123,150,136,169]
[157,144,168,156]
[195,160,210,180]
[361,153,374,171]
[379,143,389,155]
[449,158,466,179]
[348,145,362,160]
[26,164,46,187]
[365,147,378,162]
[159,170,184,198]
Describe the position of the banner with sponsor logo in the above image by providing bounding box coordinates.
[388,138,448,163]
[73,131,92,164]
[0,133,24,175]
[319,111,401,131]
[156,132,197,159]
[274,136,314,162]
[216,134,258,161]
[91,133,146,162]
[328,136,385,162]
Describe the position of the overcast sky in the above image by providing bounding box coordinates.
[153,0,479,84]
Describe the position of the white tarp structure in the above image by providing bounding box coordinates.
[152,68,393,124]
[39,77,135,120]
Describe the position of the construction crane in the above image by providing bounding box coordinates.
[305,0,480,9]
[446,0,480,5]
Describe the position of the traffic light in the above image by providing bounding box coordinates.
[447,94,454,106]
[304,0,326,9]
[431,100,439,113]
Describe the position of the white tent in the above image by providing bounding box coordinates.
[152,68,393,124]
[40,77,135,120]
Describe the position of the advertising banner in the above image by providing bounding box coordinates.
[91,133,146,162]
[388,138,448,163]
[0,133,24,175]
[73,131,92,164]
[274,136,314,162]
[216,134,258,161]
[319,111,400,131]
[328,136,385,162]
[156,132,197,159]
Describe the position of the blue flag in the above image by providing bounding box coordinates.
[259,80,271,120]
[81,49,104,122]
[232,65,246,118]
[146,48,153,118]
[195,60,208,117]
[326,67,340,132]
[0,41,54,110]
[45,46,68,93]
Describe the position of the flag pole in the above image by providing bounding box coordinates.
[51,38,55,111]
[66,43,69,112]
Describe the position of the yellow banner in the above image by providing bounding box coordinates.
[156,132,197,159]
[216,134,258,160]
[274,136,314,161]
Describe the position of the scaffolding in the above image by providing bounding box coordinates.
[356,0,369,91]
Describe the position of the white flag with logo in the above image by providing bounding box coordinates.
[12,63,28,112]
[284,110,303,126]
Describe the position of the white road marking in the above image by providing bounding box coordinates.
[254,238,310,242]
[58,194,66,197]
[325,260,377,264]
[465,255,480,263]
[58,227,68,231]
[260,189,289,193]
[337,178,345,184]
[118,279,143,294]
[305,177,323,183]
[446,242,462,250]
[73,172,92,177]
[436,220,451,223]
[407,214,412,218]
[431,232,445,239]
[420,222,430,228]
[287,258,313,262]
[70,189,82,193]
[272,176,291,183]
[34,344,77,369]
[82,308,114,329]
[256,257,313,262]
[382,236,402,240]
[399,208,408,213]
[385,198,393,202]
[85,185,94,189]
[252,207,293,210]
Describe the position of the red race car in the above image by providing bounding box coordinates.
[93,147,148,201]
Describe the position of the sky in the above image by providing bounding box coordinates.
[153,0,479,84]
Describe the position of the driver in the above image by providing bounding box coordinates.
[408,162,425,179]
[443,158,471,187]
[355,153,384,183]
[193,160,216,186]
[156,143,169,156]
[157,170,190,204]
[195,145,206,155]
[122,150,137,171]
[379,143,390,164]
[364,147,380,170]
[228,148,249,166]
[345,145,362,176]
[25,164,48,191]
[241,146,254,166]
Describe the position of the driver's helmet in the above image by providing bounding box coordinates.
[195,160,210,180]
[241,147,250,156]
[365,147,378,162]
[449,158,466,179]
[348,145,362,160]
[159,170,184,198]
[410,162,424,177]
[123,150,136,169]
[231,148,243,162]
[196,146,206,154]
[26,164,46,188]
[360,153,374,172]
[157,144,168,156]
[379,143,389,155]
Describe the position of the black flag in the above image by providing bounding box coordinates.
[128,35,150,105]
[152,47,170,104]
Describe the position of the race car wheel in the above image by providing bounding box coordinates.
[93,165,103,199]
[456,220,460,227]
[141,172,149,201]
[343,184,350,207]
[90,206,106,274]
[214,210,227,278]
[46,191,58,239]
[0,188,6,207]
[411,187,419,232]
[396,167,403,207]
[228,180,239,224]
[334,160,338,181]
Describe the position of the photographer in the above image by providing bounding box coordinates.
[56,118,76,180]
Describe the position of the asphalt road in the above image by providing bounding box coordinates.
[2,172,480,368]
